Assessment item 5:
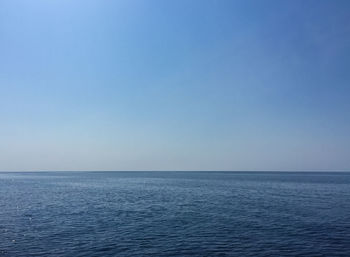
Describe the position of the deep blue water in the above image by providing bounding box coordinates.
[1,171,350,256]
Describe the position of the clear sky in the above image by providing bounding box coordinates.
[1,0,350,171]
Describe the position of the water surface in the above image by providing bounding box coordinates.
[1,171,350,256]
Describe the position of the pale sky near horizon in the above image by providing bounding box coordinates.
[1,0,350,171]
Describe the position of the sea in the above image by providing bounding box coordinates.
[1,171,350,256]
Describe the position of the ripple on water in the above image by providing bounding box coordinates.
[0,171,350,256]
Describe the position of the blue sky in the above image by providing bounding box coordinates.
[1,0,350,171]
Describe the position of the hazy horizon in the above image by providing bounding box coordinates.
[1,0,350,171]
[10,169,350,173]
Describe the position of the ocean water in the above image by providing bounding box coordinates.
[1,172,350,257]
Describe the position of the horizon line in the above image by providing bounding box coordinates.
[1,170,350,173]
